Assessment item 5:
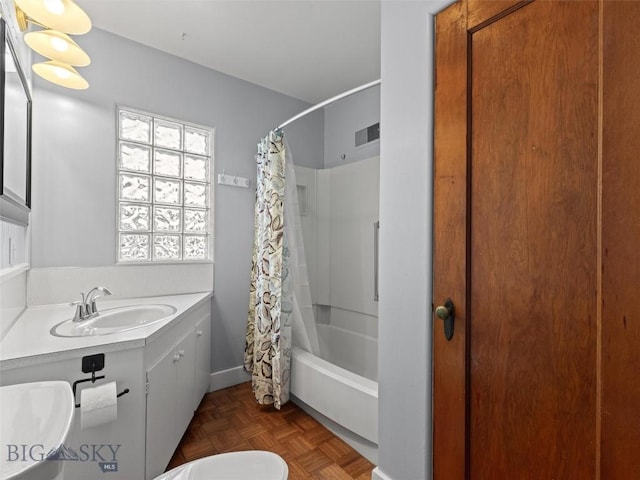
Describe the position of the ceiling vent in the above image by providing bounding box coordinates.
[355,122,380,147]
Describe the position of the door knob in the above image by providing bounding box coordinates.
[435,304,451,320]
[435,298,455,341]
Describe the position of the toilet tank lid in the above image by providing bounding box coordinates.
[155,451,288,480]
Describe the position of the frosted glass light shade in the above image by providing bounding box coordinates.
[24,30,90,66]
[32,60,88,89]
[15,0,91,34]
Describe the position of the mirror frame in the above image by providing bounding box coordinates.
[0,17,32,226]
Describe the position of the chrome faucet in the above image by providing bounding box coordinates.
[85,287,113,315]
[71,287,113,322]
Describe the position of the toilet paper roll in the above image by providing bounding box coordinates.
[80,381,118,430]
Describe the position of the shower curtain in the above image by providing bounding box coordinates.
[244,129,319,409]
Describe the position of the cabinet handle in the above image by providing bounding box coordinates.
[173,353,181,362]
[196,330,203,337]
[178,350,185,357]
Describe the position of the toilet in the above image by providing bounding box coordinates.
[153,451,288,480]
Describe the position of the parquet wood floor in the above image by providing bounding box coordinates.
[166,382,374,479]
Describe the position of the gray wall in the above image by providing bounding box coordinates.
[324,85,380,168]
[376,2,450,480]
[29,28,324,372]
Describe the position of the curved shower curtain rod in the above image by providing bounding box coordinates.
[276,79,381,131]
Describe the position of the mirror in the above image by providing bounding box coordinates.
[1,17,32,225]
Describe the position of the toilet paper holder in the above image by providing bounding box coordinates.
[72,353,130,408]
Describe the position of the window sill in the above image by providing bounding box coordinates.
[115,260,214,266]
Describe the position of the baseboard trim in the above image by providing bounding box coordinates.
[371,467,394,480]
[209,365,251,391]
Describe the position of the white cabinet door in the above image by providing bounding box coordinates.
[145,348,179,479]
[176,332,196,432]
[144,301,211,479]
[194,315,211,410]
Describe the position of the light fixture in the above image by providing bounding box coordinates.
[32,60,89,89]
[15,0,92,35]
[14,0,92,89]
[24,30,90,66]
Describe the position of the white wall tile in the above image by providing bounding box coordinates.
[27,264,214,306]
[0,265,27,339]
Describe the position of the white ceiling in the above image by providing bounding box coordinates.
[76,0,381,104]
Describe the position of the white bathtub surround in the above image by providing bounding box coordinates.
[289,153,380,462]
[295,157,379,375]
[295,157,380,325]
[315,304,379,338]
[0,263,28,339]
[325,157,380,318]
[317,322,378,381]
[26,263,214,306]
[283,153,320,358]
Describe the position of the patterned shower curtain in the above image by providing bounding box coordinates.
[244,129,293,409]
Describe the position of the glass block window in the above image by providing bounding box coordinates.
[117,107,213,262]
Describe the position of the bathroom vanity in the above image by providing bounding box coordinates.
[144,296,211,479]
[0,292,212,480]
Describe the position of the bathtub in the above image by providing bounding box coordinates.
[290,346,378,447]
[316,323,378,381]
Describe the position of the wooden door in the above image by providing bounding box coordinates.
[601,2,640,478]
[434,1,603,477]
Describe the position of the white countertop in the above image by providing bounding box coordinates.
[0,292,212,371]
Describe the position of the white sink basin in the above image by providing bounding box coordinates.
[51,304,177,337]
[0,381,74,480]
